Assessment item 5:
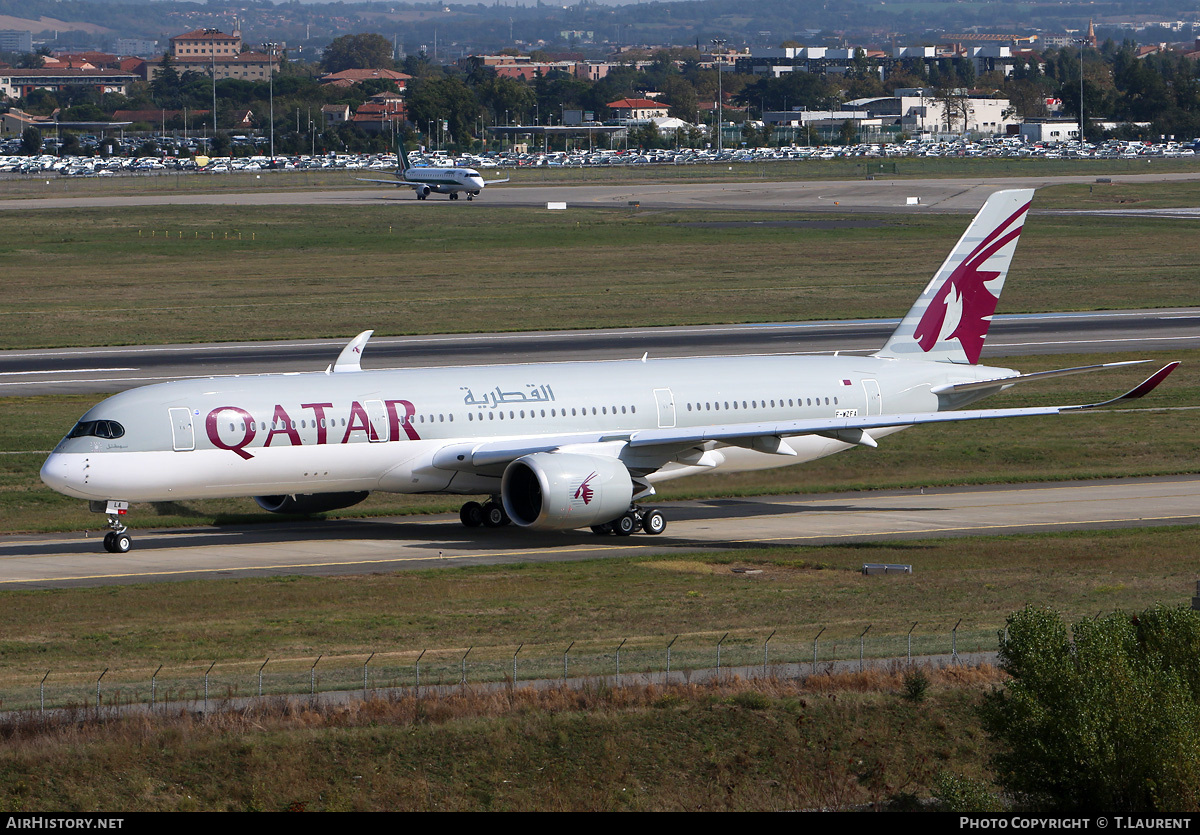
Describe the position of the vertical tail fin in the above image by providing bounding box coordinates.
[396,140,410,177]
[876,189,1034,364]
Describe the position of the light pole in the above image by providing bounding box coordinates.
[1077,38,1086,143]
[264,42,278,162]
[711,38,726,153]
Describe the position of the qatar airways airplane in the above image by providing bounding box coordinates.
[357,144,509,200]
[41,189,1178,554]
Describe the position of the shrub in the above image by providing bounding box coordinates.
[980,605,1200,812]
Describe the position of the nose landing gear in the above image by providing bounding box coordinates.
[93,499,133,553]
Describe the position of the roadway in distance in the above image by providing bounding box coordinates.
[1,476,1197,588]
[3,309,1199,395]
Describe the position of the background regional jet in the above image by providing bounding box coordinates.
[357,144,509,200]
[41,190,1178,553]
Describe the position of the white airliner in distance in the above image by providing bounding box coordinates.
[42,189,1178,553]
[356,144,509,200]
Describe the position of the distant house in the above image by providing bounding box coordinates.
[606,98,670,121]
[321,104,351,128]
[351,100,407,134]
[319,69,411,91]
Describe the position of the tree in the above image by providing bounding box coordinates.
[20,126,41,155]
[321,34,394,74]
[981,606,1200,812]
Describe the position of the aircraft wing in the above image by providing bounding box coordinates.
[355,177,429,189]
[481,177,510,185]
[428,362,1178,473]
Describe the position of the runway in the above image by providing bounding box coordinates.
[1,476,1195,588]
[3,308,1198,395]
[3,170,1199,215]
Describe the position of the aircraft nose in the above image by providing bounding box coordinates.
[40,452,94,499]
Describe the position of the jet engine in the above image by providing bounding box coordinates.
[501,453,632,530]
[254,492,370,515]
[416,185,431,198]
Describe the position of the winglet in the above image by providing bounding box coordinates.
[1066,362,1180,410]
[333,330,373,373]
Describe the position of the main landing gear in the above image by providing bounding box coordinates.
[459,498,509,528]
[591,506,666,537]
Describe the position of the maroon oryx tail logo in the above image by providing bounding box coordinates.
[913,199,1030,364]
[574,472,598,505]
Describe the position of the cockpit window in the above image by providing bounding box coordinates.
[68,420,125,440]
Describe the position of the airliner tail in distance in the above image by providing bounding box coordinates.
[40,189,1179,553]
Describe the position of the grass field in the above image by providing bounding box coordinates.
[0,525,1196,700]
[1,199,1197,350]
[0,670,997,811]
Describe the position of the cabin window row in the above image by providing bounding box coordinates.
[468,405,636,422]
[685,396,838,412]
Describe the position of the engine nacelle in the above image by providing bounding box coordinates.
[502,453,632,530]
[254,491,370,515]
[416,185,431,198]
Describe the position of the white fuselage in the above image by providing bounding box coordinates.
[40,353,1008,504]
[403,166,486,194]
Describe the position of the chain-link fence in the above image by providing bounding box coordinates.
[0,622,1000,715]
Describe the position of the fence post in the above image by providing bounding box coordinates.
[415,649,426,694]
[615,639,626,684]
[952,619,962,665]
[258,658,269,697]
[96,668,107,712]
[812,627,825,676]
[363,652,375,698]
[763,630,776,677]
[151,664,162,710]
[666,635,678,684]
[40,670,49,714]
[563,641,574,680]
[310,655,322,696]
[460,647,472,686]
[907,622,918,665]
[204,661,216,714]
[512,644,523,686]
[859,625,871,672]
[716,633,729,681]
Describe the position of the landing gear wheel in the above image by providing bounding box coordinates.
[614,514,637,536]
[104,532,132,553]
[449,192,458,200]
[460,501,485,528]
[482,501,509,528]
[591,523,613,535]
[467,193,474,201]
[642,509,666,535]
